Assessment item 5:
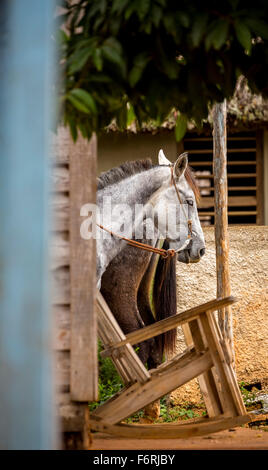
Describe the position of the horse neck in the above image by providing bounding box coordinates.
[98,165,170,207]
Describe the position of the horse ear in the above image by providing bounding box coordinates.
[158,149,171,166]
[174,152,188,178]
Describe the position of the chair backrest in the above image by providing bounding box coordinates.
[97,290,150,384]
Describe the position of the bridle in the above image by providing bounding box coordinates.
[97,165,193,259]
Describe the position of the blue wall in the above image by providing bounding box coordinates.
[0,0,56,449]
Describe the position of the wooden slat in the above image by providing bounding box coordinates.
[188,320,223,417]
[50,127,70,164]
[199,210,257,216]
[53,305,70,351]
[205,312,246,415]
[69,132,98,402]
[196,173,256,179]
[199,196,256,208]
[256,130,264,224]
[184,136,255,142]
[51,193,69,231]
[101,296,237,356]
[200,312,246,416]
[200,186,257,192]
[51,266,70,305]
[97,291,150,384]
[50,165,69,192]
[92,350,213,425]
[50,231,70,270]
[91,414,250,438]
[192,161,256,166]
[56,393,88,432]
[54,350,70,392]
[189,148,256,154]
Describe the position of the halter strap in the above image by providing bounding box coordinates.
[170,165,193,240]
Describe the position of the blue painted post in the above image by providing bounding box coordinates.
[0,0,57,449]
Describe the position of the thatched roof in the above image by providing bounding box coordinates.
[106,77,268,135]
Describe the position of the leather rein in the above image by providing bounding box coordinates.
[97,165,192,259]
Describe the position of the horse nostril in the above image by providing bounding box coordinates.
[199,248,205,257]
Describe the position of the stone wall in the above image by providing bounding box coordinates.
[172,225,268,405]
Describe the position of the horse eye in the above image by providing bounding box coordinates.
[187,199,194,206]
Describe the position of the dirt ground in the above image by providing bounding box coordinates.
[90,420,268,450]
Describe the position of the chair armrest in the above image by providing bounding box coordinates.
[100,296,237,358]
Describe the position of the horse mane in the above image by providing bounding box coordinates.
[97,159,153,190]
[98,158,200,204]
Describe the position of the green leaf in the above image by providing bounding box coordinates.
[234,20,252,53]
[205,20,229,51]
[175,113,187,142]
[65,115,78,142]
[177,11,190,28]
[92,48,103,71]
[245,18,268,40]
[66,94,90,114]
[70,89,97,114]
[212,20,229,50]
[127,103,136,126]
[129,53,150,87]
[136,0,150,20]
[151,5,162,27]
[55,29,69,45]
[192,14,209,46]
[68,47,92,74]
[67,89,97,115]
[111,0,129,14]
[101,38,126,76]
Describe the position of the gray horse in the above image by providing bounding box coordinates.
[98,150,203,365]
[96,151,205,286]
[99,151,203,419]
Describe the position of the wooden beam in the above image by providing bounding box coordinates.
[187,320,223,417]
[199,196,257,208]
[101,296,237,357]
[92,350,213,425]
[213,101,234,365]
[91,414,250,438]
[69,131,98,402]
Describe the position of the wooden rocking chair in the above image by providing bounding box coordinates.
[91,291,250,438]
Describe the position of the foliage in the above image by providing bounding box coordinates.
[157,397,206,422]
[239,381,259,410]
[89,340,123,411]
[56,0,268,141]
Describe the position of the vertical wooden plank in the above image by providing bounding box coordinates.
[187,320,223,417]
[256,130,264,225]
[212,101,234,365]
[0,0,56,449]
[69,132,98,402]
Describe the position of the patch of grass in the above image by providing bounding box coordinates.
[89,340,123,411]
[156,396,207,423]
[239,381,260,411]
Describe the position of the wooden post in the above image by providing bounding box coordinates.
[212,101,234,365]
[69,132,98,402]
